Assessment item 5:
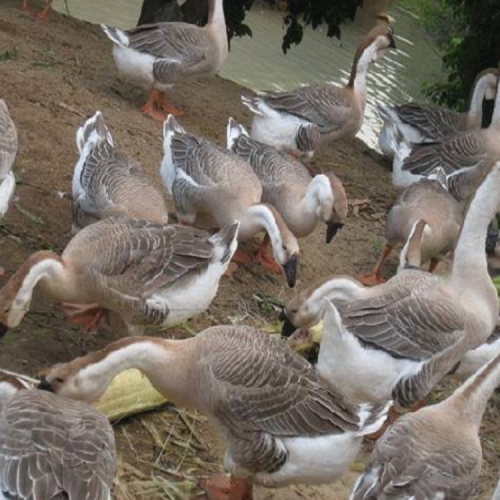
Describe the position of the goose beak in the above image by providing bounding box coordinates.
[283,254,299,288]
[281,315,297,338]
[326,222,344,244]
[0,323,8,340]
[389,35,397,49]
[37,377,54,393]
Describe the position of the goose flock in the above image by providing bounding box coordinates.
[1,1,500,499]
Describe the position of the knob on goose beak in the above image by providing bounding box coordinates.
[326,222,344,244]
[281,315,297,338]
[0,323,8,340]
[37,377,54,393]
[282,254,299,288]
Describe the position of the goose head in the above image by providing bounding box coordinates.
[323,173,348,244]
[280,285,322,337]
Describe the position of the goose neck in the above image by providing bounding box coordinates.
[468,75,492,120]
[208,0,226,27]
[301,174,333,221]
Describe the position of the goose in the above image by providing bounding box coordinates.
[72,111,169,232]
[281,156,500,406]
[0,373,116,500]
[349,350,500,500]
[101,0,228,121]
[160,116,300,287]
[0,216,239,335]
[39,326,391,500]
[241,20,396,157]
[392,77,500,189]
[358,169,463,286]
[0,99,17,223]
[227,118,348,244]
[378,68,498,157]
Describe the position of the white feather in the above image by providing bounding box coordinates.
[0,171,15,218]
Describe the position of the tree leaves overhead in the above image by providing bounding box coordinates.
[138,0,365,53]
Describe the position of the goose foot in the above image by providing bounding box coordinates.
[36,0,52,21]
[198,475,252,500]
[255,234,282,274]
[358,272,386,287]
[157,92,185,117]
[62,303,105,333]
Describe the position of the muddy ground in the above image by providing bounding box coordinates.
[0,6,499,500]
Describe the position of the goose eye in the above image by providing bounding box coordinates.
[55,377,65,384]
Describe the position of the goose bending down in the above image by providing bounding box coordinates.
[227,118,348,243]
[378,68,498,156]
[0,373,116,500]
[0,217,239,335]
[241,21,396,157]
[40,326,391,500]
[161,116,300,287]
[72,111,169,232]
[392,78,500,189]
[281,157,500,406]
[350,350,500,500]
[358,170,463,286]
[101,0,228,121]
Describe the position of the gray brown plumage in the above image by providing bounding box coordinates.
[0,377,116,500]
[72,111,168,231]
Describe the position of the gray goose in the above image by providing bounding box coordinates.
[378,68,498,156]
[0,217,238,335]
[350,349,500,500]
[227,118,348,243]
[281,156,500,408]
[40,326,391,500]
[0,373,116,500]
[241,20,396,157]
[72,111,169,233]
[101,0,228,120]
[160,116,300,287]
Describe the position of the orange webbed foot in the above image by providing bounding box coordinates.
[358,273,386,287]
[62,303,105,333]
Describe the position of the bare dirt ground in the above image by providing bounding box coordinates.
[0,6,498,500]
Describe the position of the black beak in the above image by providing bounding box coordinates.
[281,315,297,338]
[389,34,397,49]
[326,222,344,244]
[0,323,8,340]
[37,377,54,393]
[282,254,299,288]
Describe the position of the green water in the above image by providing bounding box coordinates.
[52,0,443,148]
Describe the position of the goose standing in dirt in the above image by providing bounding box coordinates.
[350,350,500,500]
[281,156,500,407]
[101,0,228,120]
[0,217,239,335]
[40,325,391,500]
[242,19,396,157]
[161,116,300,287]
[227,118,348,245]
[72,111,169,232]
[358,169,463,285]
[378,67,498,156]
[0,373,116,500]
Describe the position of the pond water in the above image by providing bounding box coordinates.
[52,0,443,149]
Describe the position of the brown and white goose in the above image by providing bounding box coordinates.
[392,77,500,189]
[40,326,391,500]
[0,99,17,222]
[0,217,238,335]
[350,350,500,500]
[161,116,300,287]
[227,118,348,243]
[101,0,228,120]
[0,373,116,500]
[241,20,396,157]
[359,169,463,285]
[378,68,498,157]
[282,156,500,406]
[72,111,169,232]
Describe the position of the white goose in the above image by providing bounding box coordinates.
[378,68,498,157]
[282,156,500,406]
[0,373,116,500]
[40,326,391,500]
[161,116,300,287]
[0,99,17,223]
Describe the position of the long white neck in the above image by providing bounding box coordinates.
[74,338,196,408]
[208,0,225,27]
[446,351,500,431]
[241,205,286,264]
[349,43,378,99]
[490,84,500,123]
[468,75,492,119]
[301,174,333,221]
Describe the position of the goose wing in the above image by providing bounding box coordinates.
[0,100,18,180]
[0,391,115,500]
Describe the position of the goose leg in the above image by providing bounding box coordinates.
[198,475,252,500]
[21,0,31,12]
[36,0,52,21]
[358,244,392,286]
[428,257,439,273]
[141,89,168,122]
[62,303,105,333]
[157,91,185,117]
[255,234,282,274]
